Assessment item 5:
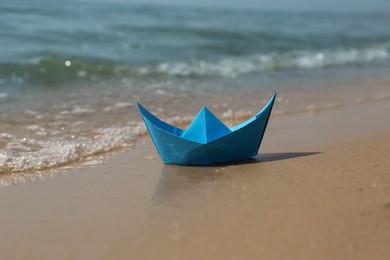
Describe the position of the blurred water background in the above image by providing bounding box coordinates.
[1,0,389,174]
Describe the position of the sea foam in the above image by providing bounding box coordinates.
[0,126,142,174]
[146,44,389,78]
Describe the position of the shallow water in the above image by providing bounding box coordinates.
[1,1,390,173]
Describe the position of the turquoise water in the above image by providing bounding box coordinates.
[1,1,390,175]
[1,1,390,86]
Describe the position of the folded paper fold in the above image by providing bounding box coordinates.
[138,93,276,165]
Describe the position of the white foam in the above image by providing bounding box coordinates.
[60,106,96,116]
[0,126,141,174]
[137,43,390,78]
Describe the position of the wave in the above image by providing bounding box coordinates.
[147,44,390,77]
[0,125,141,175]
[0,42,389,86]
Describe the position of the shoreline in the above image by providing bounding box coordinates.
[0,99,389,259]
[1,88,390,177]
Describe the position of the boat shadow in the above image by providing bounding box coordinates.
[178,151,322,167]
[258,152,321,163]
[152,152,320,207]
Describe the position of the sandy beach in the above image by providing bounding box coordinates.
[0,98,389,259]
[1,2,390,259]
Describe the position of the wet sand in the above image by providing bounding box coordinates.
[0,100,390,259]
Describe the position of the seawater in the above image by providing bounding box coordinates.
[1,1,390,175]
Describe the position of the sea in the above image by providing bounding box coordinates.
[1,0,390,176]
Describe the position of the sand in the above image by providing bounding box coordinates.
[0,100,389,260]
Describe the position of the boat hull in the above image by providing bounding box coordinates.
[138,94,275,165]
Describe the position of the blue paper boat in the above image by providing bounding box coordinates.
[137,94,276,165]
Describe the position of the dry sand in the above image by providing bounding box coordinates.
[0,100,389,260]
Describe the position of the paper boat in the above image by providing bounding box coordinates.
[138,94,276,165]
